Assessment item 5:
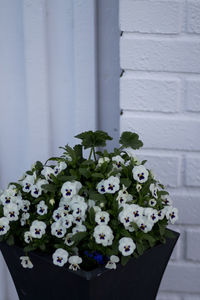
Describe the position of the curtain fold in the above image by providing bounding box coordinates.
[0,1,97,299]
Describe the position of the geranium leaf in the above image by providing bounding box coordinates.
[75,130,112,149]
[119,131,143,149]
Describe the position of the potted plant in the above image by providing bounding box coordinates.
[0,131,179,300]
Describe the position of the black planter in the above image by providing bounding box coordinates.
[0,229,179,300]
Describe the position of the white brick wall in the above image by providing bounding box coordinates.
[120,0,200,299]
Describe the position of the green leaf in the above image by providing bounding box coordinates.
[57,175,77,182]
[75,130,112,149]
[71,232,87,243]
[41,184,57,193]
[79,168,91,179]
[89,207,95,224]
[121,255,131,266]
[120,178,132,188]
[119,131,143,150]
[34,161,43,170]
[136,242,144,255]
[165,229,176,239]
[74,144,83,159]
[91,173,104,179]
[6,235,14,246]
[89,192,106,202]
[61,145,76,161]
[142,234,155,247]
[158,222,166,236]
[39,244,46,251]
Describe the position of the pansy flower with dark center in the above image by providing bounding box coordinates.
[165,206,178,224]
[119,237,136,256]
[95,211,110,225]
[4,203,19,221]
[0,217,10,236]
[53,248,69,267]
[30,220,46,238]
[51,221,66,238]
[132,165,149,184]
[93,224,114,246]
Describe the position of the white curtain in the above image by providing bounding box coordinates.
[0,0,96,299]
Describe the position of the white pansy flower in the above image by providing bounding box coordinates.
[119,206,134,229]
[62,214,73,229]
[144,208,159,224]
[41,166,54,181]
[37,200,48,215]
[51,221,66,238]
[20,256,33,269]
[132,165,149,183]
[0,189,16,206]
[69,256,82,271]
[112,155,124,170]
[30,184,42,198]
[165,206,178,224]
[116,188,133,207]
[97,180,106,194]
[30,220,46,239]
[61,181,82,199]
[149,184,158,199]
[59,197,71,212]
[95,211,110,225]
[119,237,136,256]
[104,176,120,194]
[4,203,19,221]
[149,199,157,207]
[0,217,10,235]
[71,200,87,218]
[157,209,166,220]
[13,195,23,210]
[52,248,69,267]
[72,224,86,234]
[24,231,32,244]
[73,215,85,225]
[93,225,114,246]
[54,161,67,176]
[162,195,173,206]
[136,217,153,233]
[105,255,120,269]
[20,212,30,226]
[21,200,30,212]
[64,233,74,246]
[21,174,36,193]
[129,204,144,221]
[53,207,64,222]
[97,157,110,167]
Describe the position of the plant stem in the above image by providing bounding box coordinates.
[89,148,93,160]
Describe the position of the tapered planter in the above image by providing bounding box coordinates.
[0,229,179,300]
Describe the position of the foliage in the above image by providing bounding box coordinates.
[0,130,178,271]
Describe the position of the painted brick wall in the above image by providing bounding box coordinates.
[119,0,200,299]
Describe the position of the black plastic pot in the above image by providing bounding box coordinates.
[0,229,179,300]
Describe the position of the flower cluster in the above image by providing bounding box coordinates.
[0,131,178,271]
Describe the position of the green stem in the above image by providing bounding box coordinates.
[89,148,93,160]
